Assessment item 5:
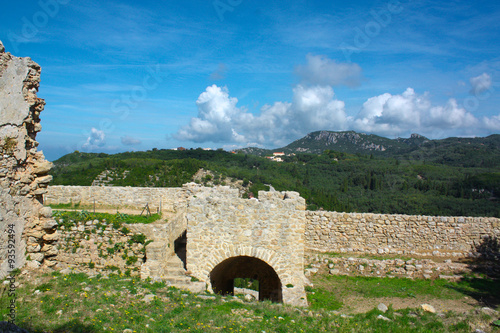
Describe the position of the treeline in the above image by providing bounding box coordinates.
[50,149,500,217]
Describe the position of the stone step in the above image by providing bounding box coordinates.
[165,267,188,277]
[163,275,191,284]
[166,255,185,267]
[166,281,206,294]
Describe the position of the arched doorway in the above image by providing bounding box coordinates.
[174,231,187,269]
[209,256,282,303]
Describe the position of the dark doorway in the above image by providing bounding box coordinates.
[210,256,282,303]
[174,231,187,269]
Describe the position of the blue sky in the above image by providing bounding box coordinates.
[1,0,499,161]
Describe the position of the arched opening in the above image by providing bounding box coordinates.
[210,256,282,303]
[174,231,187,269]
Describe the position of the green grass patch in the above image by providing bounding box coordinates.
[311,274,483,300]
[1,271,497,332]
[52,210,162,229]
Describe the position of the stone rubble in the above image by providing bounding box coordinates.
[304,253,491,279]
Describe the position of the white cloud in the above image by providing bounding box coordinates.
[470,73,492,95]
[353,88,493,138]
[121,135,142,146]
[174,84,348,146]
[82,128,106,150]
[176,84,500,148]
[483,114,500,131]
[295,54,363,87]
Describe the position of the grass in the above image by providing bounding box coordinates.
[52,210,162,229]
[313,275,472,299]
[1,271,499,332]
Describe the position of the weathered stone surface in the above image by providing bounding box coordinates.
[1,41,53,278]
[305,211,499,257]
[42,219,58,230]
[33,161,52,175]
[185,185,308,307]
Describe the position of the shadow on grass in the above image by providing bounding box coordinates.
[447,236,500,309]
[20,319,98,333]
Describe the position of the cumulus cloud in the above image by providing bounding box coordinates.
[295,54,363,87]
[175,84,500,148]
[483,114,500,131]
[174,84,348,146]
[121,135,142,146]
[353,88,491,137]
[82,128,106,150]
[470,73,492,95]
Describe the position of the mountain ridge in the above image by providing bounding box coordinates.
[236,131,500,167]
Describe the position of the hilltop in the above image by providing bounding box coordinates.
[237,131,500,168]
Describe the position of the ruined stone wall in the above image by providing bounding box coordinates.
[305,211,500,257]
[45,185,185,214]
[55,217,148,275]
[0,40,56,278]
[46,185,500,259]
[186,185,308,306]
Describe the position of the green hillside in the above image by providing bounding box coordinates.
[50,135,500,217]
[236,131,500,167]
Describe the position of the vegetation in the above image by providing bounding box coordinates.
[51,210,162,229]
[1,269,498,332]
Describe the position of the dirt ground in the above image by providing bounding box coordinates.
[343,295,480,314]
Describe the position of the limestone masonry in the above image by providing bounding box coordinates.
[0,40,55,279]
[45,185,500,258]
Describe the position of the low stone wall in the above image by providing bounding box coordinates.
[304,253,480,280]
[305,211,500,257]
[52,217,150,276]
[45,185,185,213]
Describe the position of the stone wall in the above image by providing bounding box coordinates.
[305,211,500,257]
[45,185,500,259]
[45,185,185,214]
[54,217,148,276]
[0,40,56,279]
[186,186,308,306]
[304,253,480,280]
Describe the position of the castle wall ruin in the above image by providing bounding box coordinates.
[185,186,308,306]
[0,41,56,279]
[306,211,500,257]
[45,185,500,259]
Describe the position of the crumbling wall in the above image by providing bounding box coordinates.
[0,40,56,278]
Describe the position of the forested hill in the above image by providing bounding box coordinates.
[50,137,500,217]
[237,131,500,168]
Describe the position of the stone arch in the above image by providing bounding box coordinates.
[209,255,283,303]
[195,245,290,287]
